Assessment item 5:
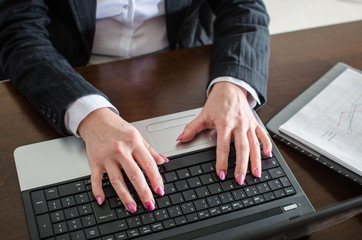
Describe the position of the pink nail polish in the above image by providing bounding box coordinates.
[254,168,261,178]
[237,174,245,185]
[176,133,184,141]
[156,186,165,196]
[267,150,273,158]
[145,200,155,211]
[219,171,226,181]
[97,196,103,206]
[127,202,137,214]
[160,155,169,163]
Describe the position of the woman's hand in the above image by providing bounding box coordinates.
[178,82,272,185]
[78,108,168,213]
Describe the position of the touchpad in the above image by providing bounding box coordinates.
[146,115,212,155]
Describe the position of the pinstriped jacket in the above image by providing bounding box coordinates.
[0,0,270,135]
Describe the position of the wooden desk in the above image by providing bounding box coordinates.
[1,21,361,239]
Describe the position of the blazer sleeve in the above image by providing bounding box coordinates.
[208,0,270,108]
[0,0,104,135]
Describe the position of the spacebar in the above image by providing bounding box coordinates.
[164,148,216,171]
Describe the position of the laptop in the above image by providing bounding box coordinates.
[14,108,315,240]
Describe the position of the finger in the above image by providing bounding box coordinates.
[91,167,105,206]
[142,138,169,164]
[106,163,138,213]
[247,129,262,178]
[256,125,273,158]
[233,131,250,185]
[177,115,207,142]
[121,155,156,211]
[133,145,165,197]
[215,127,232,181]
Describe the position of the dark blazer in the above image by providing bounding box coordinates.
[0,0,270,135]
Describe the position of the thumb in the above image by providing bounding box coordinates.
[177,115,206,142]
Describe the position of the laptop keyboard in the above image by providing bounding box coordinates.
[30,147,295,239]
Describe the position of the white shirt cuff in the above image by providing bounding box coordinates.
[64,94,119,137]
[206,76,261,109]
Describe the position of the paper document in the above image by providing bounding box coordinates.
[279,68,362,176]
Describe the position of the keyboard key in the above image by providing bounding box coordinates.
[200,173,215,185]
[262,157,279,170]
[244,186,259,197]
[61,196,76,208]
[195,186,210,198]
[164,171,178,182]
[220,204,233,213]
[220,180,235,191]
[164,183,177,195]
[231,189,246,200]
[180,202,196,214]
[53,221,68,235]
[81,215,96,227]
[139,225,152,235]
[182,189,198,202]
[78,203,93,216]
[36,213,54,238]
[58,181,86,197]
[32,190,48,215]
[162,219,176,229]
[169,193,184,205]
[141,212,156,225]
[259,171,271,182]
[201,162,215,173]
[75,193,89,204]
[284,186,296,195]
[175,179,189,191]
[268,167,285,179]
[114,231,127,240]
[157,196,172,208]
[263,192,276,202]
[242,198,254,207]
[193,199,209,211]
[67,218,82,231]
[268,179,283,190]
[151,222,164,232]
[154,209,169,221]
[206,196,221,207]
[219,192,234,204]
[127,216,142,228]
[231,201,243,210]
[91,201,117,223]
[127,228,141,238]
[207,183,222,195]
[70,230,86,240]
[252,195,266,204]
[189,165,203,176]
[167,205,182,218]
[176,168,191,179]
[245,175,260,185]
[55,233,71,240]
[64,207,79,219]
[279,176,291,187]
[209,207,221,216]
[44,187,59,200]
[273,189,286,198]
[115,207,131,219]
[98,219,127,235]
[197,210,210,219]
[187,176,202,188]
[256,183,271,194]
[186,213,199,222]
[50,210,65,223]
[174,216,187,226]
[48,199,62,211]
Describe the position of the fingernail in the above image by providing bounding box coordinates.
[254,168,261,178]
[176,133,184,141]
[219,171,226,181]
[237,174,245,185]
[127,202,137,214]
[145,200,155,211]
[97,196,103,206]
[267,150,273,157]
[160,155,169,163]
[156,186,165,196]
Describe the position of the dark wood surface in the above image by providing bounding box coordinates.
[1,21,362,239]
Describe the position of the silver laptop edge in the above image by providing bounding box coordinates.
[14,107,218,191]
